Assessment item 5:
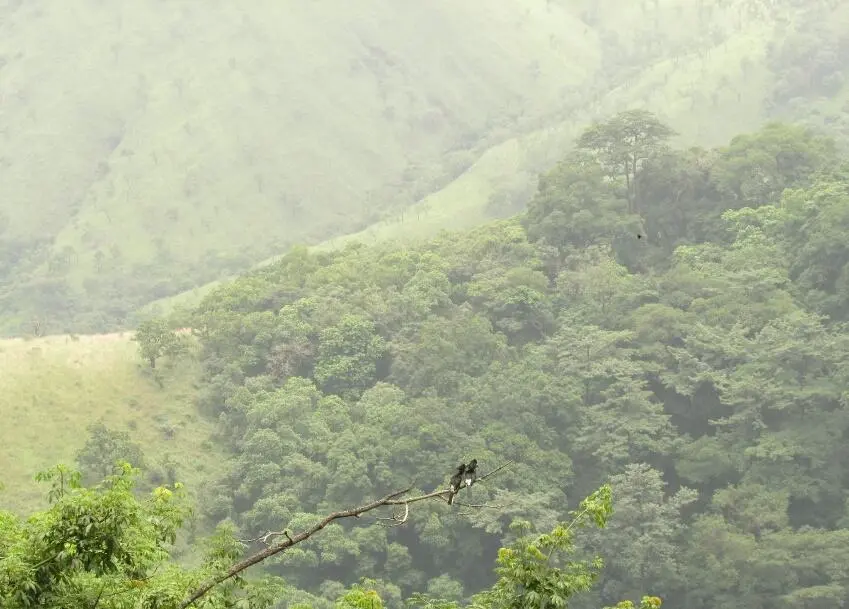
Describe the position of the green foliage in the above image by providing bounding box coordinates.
[314,315,387,399]
[336,580,385,609]
[175,115,849,609]
[133,317,188,369]
[709,122,837,206]
[0,464,285,609]
[524,153,634,255]
[765,2,849,106]
[577,110,677,213]
[470,486,613,609]
[14,3,849,605]
[75,422,146,485]
[1,470,653,609]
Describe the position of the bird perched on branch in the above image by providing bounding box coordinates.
[448,463,466,505]
[464,459,477,488]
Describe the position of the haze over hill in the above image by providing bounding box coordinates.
[0,0,596,334]
[6,1,849,607]
[4,0,849,336]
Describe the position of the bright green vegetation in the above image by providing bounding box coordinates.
[0,332,221,515]
[1,466,658,609]
[4,0,849,336]
[43,113,841,608]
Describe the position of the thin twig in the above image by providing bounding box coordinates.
[238,529,297,547]
[476,460,516,483]
[454,501,506,509]
[376,502,410,527]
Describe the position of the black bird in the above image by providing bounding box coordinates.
[464,459,478,488]
[448,463,466,505]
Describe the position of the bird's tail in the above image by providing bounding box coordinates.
[448,492,454,505]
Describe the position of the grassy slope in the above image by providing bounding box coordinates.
[140,0,794,317]
[0,332,221,514]
[0,0,598,331]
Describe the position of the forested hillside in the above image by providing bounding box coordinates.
[3,0,849,335]
[5,1,849,607]
[7,113,846,607]
[160,113,849,609]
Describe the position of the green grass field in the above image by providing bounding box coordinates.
[0,332,222,514]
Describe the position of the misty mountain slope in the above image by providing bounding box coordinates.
[3,0,849,336]
[139,0,849,321]
[312,0,849,249]
[0,0,600,335]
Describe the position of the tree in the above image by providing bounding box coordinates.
[75,421,146,484]
[133,317,185,368]
[469,485,662,609]
[523,153,632,253]
[780,173,849,320]
[633,147,723,248]
[709,122,836,207]
[547,319,675,482]
[578,465,697,606]
[1,459,665,609]
[314,314,387,398]
[0,463,285,609]
[174,118,849,609]
[577,110,677,213]
[182,460,521,607]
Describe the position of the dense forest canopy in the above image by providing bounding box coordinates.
[6,110,849,607]
[177,115,849,609]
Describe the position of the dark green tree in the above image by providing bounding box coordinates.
[75,421,146,484]
[577,109,677,213]
[133,317,184,369]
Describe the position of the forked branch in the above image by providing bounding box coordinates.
[179,460,513,608]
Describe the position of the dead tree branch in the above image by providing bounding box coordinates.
[376,501,410,527]
[475,460,515,484]
[179,486,412,608]
[179,460,513,608]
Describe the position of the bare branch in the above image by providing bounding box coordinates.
[376,501,410,527]
[237,529,294,547]
[476,460,515,483]
[454,501,506,509]
[384,488,451,506]
[178,486,411,608]
[456,502,512,518]
[179,461,513,608]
